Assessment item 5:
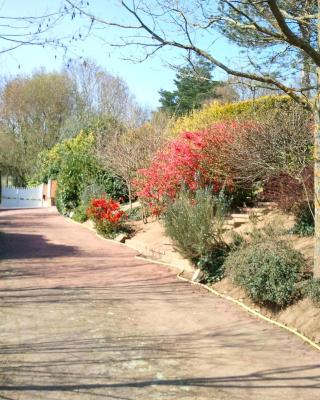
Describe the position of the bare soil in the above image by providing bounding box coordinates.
[128,219,194,271]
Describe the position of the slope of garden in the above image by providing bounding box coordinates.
[122,210,320,344]
[35,95,320,345]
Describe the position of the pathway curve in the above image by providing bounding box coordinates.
[0,208,319,400]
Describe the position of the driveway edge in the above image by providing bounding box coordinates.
[66,214,320,353]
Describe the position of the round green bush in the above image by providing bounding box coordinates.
[72,204,88,223]
[305,279,320,306]
[224,238,304,308]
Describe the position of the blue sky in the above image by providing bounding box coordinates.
[0,0,238,109]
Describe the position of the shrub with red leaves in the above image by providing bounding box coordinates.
[87,197,127,237]
[135,122,240,213]
[262,166,313,212]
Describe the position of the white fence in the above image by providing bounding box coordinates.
[1,184,44,208]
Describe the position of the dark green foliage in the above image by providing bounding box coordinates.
[230,186,257,208]
[72,204,88,223]
[98,173,128,201]
[292,201,314,236]
[36,131,128,215]
[80,183,107,208]
[94,221,120,239]
[164,188,230,280]
[197,245,229,283]
[56,138,99,213]
[224,225,305,308]
[55,187,64,215]
[81,179,127,207]
[304,279,320,306]
[159,59,223,116]
[126,206,144,221]
[35,132,98,214]
[229,231,246,251]
[75,180,128,223]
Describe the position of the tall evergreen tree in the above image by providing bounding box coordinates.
[159,60,222,116]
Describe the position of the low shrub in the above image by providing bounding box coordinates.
[126,206,144,221]
[291,201,314,236]
[87,197,127,238]
[304,279,320,306]
[164,188,230,281]
[224,225,305,308]
[95,174,128,202]
[72,204,88,223]
[55,186,64,215]
[72,180,128,224]
[197,245,230,283]
[81,183,107,207]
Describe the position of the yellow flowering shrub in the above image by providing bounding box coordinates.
[170,95,293,136]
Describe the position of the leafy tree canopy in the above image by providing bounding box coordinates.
[159,59,223,116]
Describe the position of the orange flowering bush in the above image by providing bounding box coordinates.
[135,122,238,214]
[87,198,127,237]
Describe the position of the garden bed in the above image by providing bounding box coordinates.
[213,278,320,344]
[124,211,320,345]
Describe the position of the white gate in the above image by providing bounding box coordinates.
[1,184,44,208]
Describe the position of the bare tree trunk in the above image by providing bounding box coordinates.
[300,22,312,98]
[128,181,132,210]
[302,57,311,98]
[315,3,320,278]
[314,98,320,278]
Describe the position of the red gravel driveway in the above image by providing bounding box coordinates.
[0,208,319,400]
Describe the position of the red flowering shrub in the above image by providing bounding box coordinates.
[87,197,127,237]
[135,122,241,212]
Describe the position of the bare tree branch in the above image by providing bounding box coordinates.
[267,0,320,65]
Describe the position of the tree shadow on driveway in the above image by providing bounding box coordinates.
[0,232,80,261]
[0,301,320,399]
